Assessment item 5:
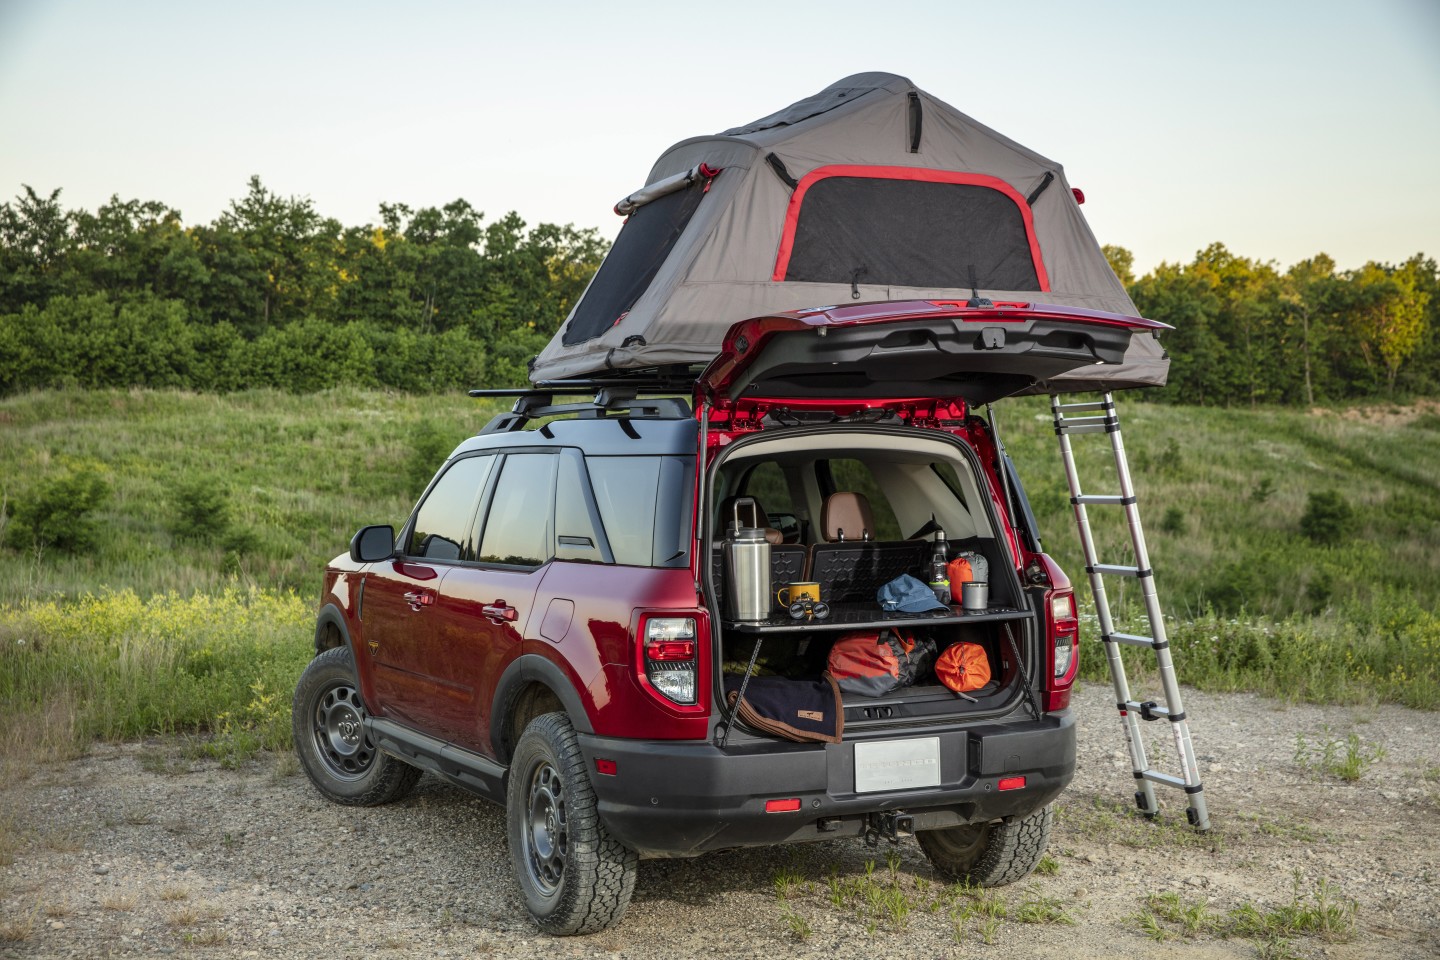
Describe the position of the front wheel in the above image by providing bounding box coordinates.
[917,804,1053,887]
[506,712,637,935]
[292,646,421,806]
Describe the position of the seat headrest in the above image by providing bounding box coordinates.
[822,492,875,542]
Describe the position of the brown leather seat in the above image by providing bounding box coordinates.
[811,491,930,603]
[821,492,875,542]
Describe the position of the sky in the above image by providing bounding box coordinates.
[0,0,1437,274]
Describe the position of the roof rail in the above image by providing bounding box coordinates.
[474,384,693,435]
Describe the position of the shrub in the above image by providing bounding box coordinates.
[170,480,231,543]
[1159,506,1186,534]
[1300,490,1355,546]
[3,466,111,553]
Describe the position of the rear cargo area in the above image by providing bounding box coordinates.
[705,425,1038,738]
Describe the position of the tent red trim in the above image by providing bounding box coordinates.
[769,165,1051,291]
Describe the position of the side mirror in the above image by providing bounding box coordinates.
[350,525,396,563]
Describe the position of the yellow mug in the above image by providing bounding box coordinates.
[776,582,821,607]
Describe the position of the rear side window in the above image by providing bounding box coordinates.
[555,452,607,563]
[586,455,693,568]
[407,455,495,561]
[478,454,557,566]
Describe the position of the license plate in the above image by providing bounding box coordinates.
[854,737,941,793]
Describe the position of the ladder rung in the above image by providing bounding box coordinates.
[1108,632,1156,648]
[1140,770,1189,790]
[1074,494,1129,506]
[1091,563,1151,578]
[1054,401,1112,412]
[1058,422,1114,435]
[1125,700,1175,718]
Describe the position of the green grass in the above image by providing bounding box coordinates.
[0,387,508,599]
[1000,395,1440,709]
[0,588,309,766]
[0,386,1434,770]
[1131,872,1356,950]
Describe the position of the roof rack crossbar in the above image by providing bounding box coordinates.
[477,388,692,435]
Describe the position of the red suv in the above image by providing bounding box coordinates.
[292,299,1164,934]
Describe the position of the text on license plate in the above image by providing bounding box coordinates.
[853,737,941,793]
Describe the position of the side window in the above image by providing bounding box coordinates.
[741,461,796,519]
[407,455,495,561]
[586,456,662,567]
[555,452,607,563]
[821,459,903,540]
[478,454,557,566]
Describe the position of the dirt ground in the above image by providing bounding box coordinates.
[1,682,1436,960]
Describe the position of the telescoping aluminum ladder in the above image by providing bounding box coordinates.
[1050,393,1210,831]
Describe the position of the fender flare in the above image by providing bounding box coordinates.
[314,604,354,658]
[491,654,595,759]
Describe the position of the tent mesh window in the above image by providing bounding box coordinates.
[782,177,1041,291]
[561,179,707,346]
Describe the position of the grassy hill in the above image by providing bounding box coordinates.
[0,388,1435,729]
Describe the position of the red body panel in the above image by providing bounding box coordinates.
[527,562,711,741]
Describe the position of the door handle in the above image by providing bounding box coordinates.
[482,600,518,623]
[404,590,434,611]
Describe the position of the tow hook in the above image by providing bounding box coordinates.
[862,810,915,847]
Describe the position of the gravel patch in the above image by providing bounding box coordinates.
[2,682,1436,959]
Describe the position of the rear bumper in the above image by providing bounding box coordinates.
[577,711,1075,858]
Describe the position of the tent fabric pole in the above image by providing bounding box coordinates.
[613,164,718,216]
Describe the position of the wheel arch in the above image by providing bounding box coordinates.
[492,654,595,764]
[315,604,352,657]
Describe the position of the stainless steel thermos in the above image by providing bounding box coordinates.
[723,497,771,622]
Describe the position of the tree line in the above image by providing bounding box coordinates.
[1106,244,1437,405]
[0,178,606,394]
[1,179,1434,403]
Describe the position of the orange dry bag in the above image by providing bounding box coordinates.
[935,642,991,693]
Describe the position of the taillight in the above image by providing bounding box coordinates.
[640,616,698,705]
[1046,588,1080,711]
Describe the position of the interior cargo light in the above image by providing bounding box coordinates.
[765,798,802,813]
[998,776,1026,791]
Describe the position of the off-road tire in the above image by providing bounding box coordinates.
[292,646,421,806]
[506,712,637,935]
[916,804,1053,887]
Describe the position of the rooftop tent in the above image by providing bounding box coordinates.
[531,72,1166,394]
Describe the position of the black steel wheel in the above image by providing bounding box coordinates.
[311,677,375,780]
[506,712,636,935]
[292,646,421,806]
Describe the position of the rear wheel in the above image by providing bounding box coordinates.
[292,646,421,806]
[917,804,1053,887]
[506,712,636,935]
